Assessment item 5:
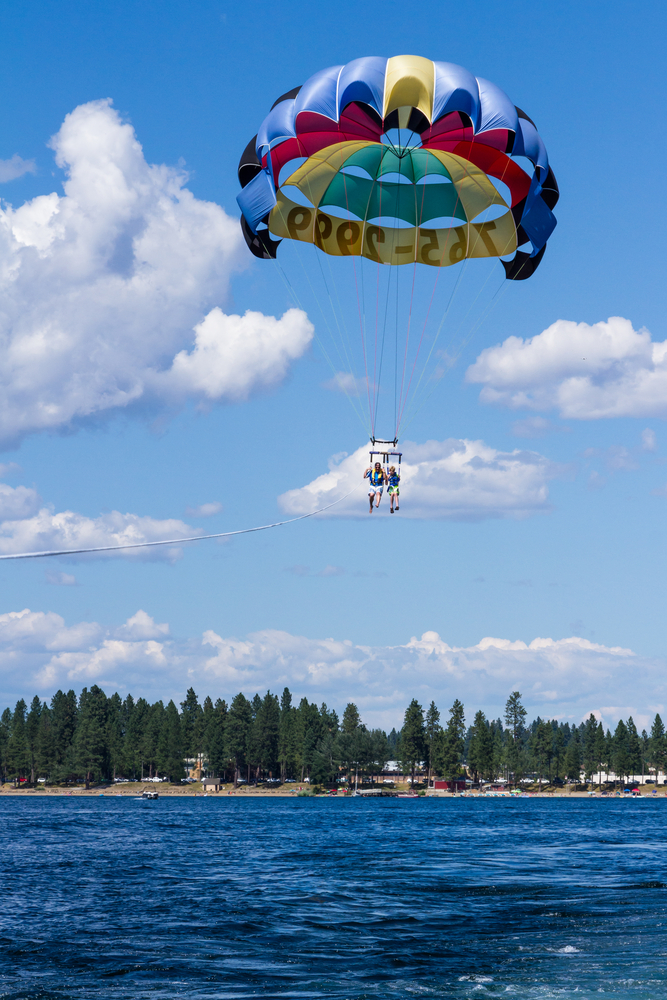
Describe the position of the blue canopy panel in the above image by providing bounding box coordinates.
[256,99,298,159]
[294,64,343,121]
[476,78,519,134]
[236,169,276,233]
[432,61,481,129]
[513,117,549,180]
[337,56,388,118]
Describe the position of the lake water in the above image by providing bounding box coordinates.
[1,796,666,998]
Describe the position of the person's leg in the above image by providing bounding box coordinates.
[369,490,374,512]
[375,489,382,507]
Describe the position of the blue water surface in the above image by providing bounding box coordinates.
[1,796,666,999]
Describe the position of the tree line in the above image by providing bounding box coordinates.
[1,685,665,788]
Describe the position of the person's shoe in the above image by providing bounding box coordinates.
[396,505,399,510]
[390,508,394,513]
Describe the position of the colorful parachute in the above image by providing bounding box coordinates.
[237,56,558,440]
[238,55,557,278]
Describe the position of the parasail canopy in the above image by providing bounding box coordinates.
[237,56,558,441]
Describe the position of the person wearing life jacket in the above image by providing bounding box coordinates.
[387,465,400,513]
[364,462,386,512]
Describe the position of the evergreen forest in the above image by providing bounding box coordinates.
[1,685,665,788]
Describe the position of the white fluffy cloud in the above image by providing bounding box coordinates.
[467,317,667,419]
[0,99,312,446]
[278,439,560,520]
[0,476,196,561]
[158,307,312,404]
[0,610,663,732]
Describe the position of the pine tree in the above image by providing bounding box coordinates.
[36,703,55,781]
[564,727,581,783]
[0,707,11,783]
[180,688,202,769]
[143,701,165,778]
[649,714,666,782]
[424,701,442,787]
[75,686,109,787]
[582,714,599,782]
[432,700,465,786]
[342,703,361,734]
[504,692,527,787]
[225,693,252,785]
[552,725,566,783]
[387,728,400,755]
[51,690,78,782]
[529,719,552,787]
[25,696,42,785]
[398,699,426,786]
[7,700,28,782]
[204,699,228,778]
[370,729,391,781]
[594,722,606,788]
[106,693,124,781]
[255,692,280,777]
[468,710,493,783]
[612,720,630,787]
[626,717,641,782]
[336,702,364,787]
[157,701,184,781]
[125,697,150,779]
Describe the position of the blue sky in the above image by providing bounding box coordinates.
[0,1,666,729]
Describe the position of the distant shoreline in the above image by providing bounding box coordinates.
[1,782,665,799]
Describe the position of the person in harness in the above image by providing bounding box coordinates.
[387,465,400,513]
[364,462,386,513]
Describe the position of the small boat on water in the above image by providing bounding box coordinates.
[135,790,159,800]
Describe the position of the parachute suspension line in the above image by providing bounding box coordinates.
[374,254,393,438]
[278,158,369,433]
[395,170,467,435]
[311,245,370,432]
[341,170,373,434]
[371,183,384,439]
[436,219,519,362]
[394,257,419,441]
[394,262,400,434]
[397,256,470,432]
[394,262,442,435]
[399,273,510,438]
[271,248,369,434]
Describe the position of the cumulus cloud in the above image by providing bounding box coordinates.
[467,317,667,419]
[0,483,41,520]
[157,307,313,404]
[0,471,197,561]
[0,99,312,447]
[0,505,196,561]
[0,155,36,183]
[113,609,169,640]
[278,439,560,521]
[0,610,663,732]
